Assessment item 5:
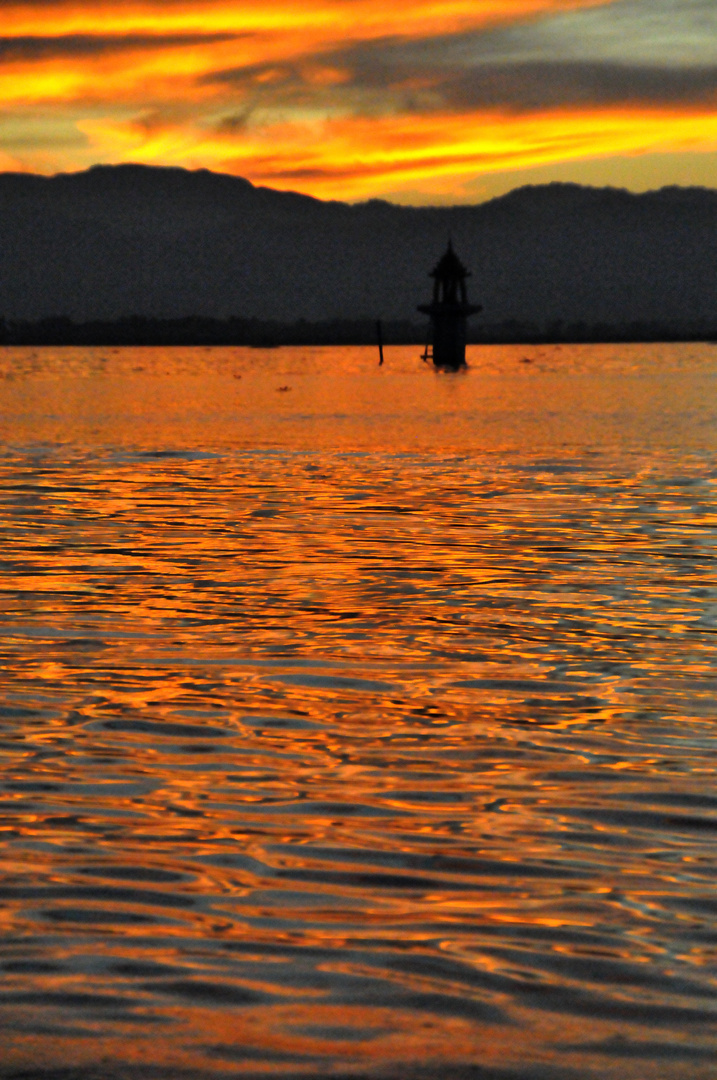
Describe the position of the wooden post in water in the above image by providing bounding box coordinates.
[376,319,384,365]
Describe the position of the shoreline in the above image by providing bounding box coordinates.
[2,316,715,348]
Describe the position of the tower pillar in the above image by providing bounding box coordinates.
[418,241,481,369]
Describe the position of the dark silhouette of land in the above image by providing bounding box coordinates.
[2,314,711,347]
[1,164,716,343]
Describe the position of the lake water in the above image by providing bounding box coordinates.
[0,343,716,1080]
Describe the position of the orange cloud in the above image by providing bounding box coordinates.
[0,0,610,109]
[0,1,608,39]
[1,0,716,201]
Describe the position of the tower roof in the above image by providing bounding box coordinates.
[430,240,470,280]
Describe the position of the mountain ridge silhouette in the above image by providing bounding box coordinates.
[1,163,715,330]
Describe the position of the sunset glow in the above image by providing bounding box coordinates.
[2,0,717,201]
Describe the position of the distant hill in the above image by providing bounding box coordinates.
[0,164,716,333]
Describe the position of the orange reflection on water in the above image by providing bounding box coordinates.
[0,346,716,1075]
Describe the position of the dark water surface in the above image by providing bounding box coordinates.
[0,344,716,1079]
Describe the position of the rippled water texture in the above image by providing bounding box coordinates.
[0,344,716,1080]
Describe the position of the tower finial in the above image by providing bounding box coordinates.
[417,241,482,370]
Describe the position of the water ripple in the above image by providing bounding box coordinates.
[0,345,716,1078]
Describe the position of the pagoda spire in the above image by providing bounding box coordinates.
[418,241,481,369]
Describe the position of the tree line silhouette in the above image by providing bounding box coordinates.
[1,315,714,347]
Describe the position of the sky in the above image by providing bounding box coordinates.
[1,0,717,203]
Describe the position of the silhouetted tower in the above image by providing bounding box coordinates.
[418,241,481,369]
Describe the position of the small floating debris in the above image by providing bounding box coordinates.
[276,385,291,392]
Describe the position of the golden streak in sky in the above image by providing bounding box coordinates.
[0,1,606,38]
[77,107,716,201]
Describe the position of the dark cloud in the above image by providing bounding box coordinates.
[207,60,349,119]
[203,0,717,117]
[216,110,254,133]
[247,148,487,182]
[444,61,717,110]
[0,32,242,63]
[207,60,303,89]
[439,0,717,67]
[208,31,717,116]
[329,38,717,109]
